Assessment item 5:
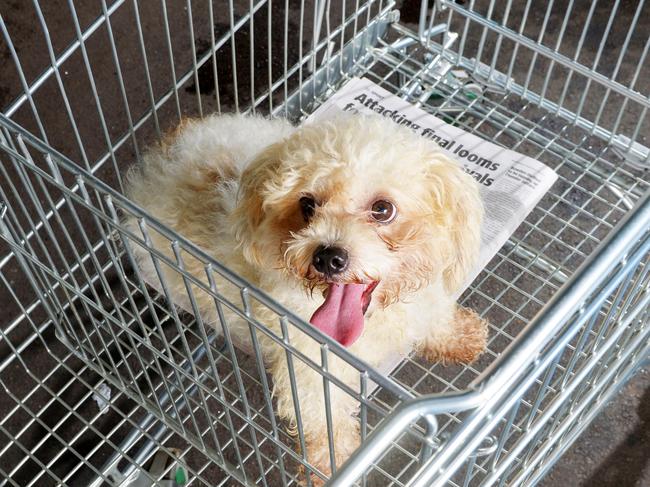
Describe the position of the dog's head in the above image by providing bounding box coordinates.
[233,115,483,346]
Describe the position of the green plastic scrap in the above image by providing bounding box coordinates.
[175,467,187,485]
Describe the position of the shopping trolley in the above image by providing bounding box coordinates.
[0,0,648,485]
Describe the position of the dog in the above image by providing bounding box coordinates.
[124,113,488,483]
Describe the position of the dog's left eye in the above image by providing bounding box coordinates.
[299,195,316,221]
[370,200,397,223]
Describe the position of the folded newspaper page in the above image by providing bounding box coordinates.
[306,77,558,297]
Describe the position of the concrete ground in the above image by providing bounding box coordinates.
[541,369,650,487]
[0,0,648,485]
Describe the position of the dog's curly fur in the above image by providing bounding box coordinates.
[124,113,487,482]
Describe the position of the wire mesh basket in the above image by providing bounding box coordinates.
[0,1,648,486]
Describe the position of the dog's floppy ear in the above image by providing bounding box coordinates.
[425,153,484,295]
[232,143,285,267]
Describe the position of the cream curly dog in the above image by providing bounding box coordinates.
[124,113,487,482]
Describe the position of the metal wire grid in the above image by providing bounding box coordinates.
[0,296,198,486]
[0,0,648,486]
[417,0,650,164]
[0,0,394,179]
[0,285,319,486]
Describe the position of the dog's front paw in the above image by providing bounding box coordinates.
[299,426,360,486]
[418,306,488,364]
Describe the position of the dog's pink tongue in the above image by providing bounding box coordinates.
[310,283,366,347]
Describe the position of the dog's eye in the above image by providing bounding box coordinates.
[299,195,316,221]
[370,200,397,223]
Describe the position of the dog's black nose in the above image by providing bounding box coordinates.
[312,246,348,276]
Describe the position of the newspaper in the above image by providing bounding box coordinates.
[306,77,558,296]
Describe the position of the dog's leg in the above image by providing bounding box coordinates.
[417,305,488,364]
[301,410,360,486]
[269,350,360,486]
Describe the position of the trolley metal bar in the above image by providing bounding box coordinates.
[404,225,649,487]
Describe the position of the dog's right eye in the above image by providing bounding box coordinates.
[299,195,316,221]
